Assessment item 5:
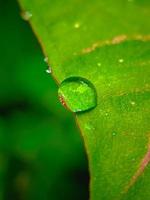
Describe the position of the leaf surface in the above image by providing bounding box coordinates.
[18,0,150,199]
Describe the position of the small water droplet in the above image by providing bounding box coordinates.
[130,101,136,106]
[21,11,32,21]
[97,62,101,66]
[118,58,124,63]
[44,57,48,63]
[74,22,80,29]
[132,157,136,162]
[112,132,117,136]
[58,77,97,112]
[45,67,51,74]
[105,112,109,116]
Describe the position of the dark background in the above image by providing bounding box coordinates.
[0,0,89,199]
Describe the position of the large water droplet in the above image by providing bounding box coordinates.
[58,77,97,112]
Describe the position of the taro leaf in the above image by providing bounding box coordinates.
[18,0,150,199]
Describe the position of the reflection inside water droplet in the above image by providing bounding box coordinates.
[58,77,97,113]
[21,11,32,21]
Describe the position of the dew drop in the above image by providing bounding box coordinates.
[97,62,101,66]
[21,11,32,21]
[112,132,117,136]
[130,101,136,106]
[105,112,109,116]
[74,22,80,29]
[118,58,124,63]
[45,67,51,74]
[58,77,97,112]
[44,57,48,63]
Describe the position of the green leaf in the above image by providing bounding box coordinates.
[18,0,150,199]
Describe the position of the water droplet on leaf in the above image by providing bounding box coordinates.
[58,77,97,112]
[21,11,32,21]
[45,67,51,74]
[112,132,117,136]
[97,62,101,66]
[118,58,124,63]
[74,22,80,29]
[105,112,109,116]
[130,101,136,106]
[44,57,48,63]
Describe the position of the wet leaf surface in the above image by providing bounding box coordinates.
[18,0,150,199]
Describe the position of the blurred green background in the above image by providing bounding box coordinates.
[0,0,89,199]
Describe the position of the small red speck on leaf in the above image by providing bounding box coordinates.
[59,95,68,109]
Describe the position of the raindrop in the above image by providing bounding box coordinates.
[105,112,109,116]
[44,57,48,63]
[58,76,97,112]
[112,132,117,136]
[97,62,101,66]
[45,67,51,74]
[21,11,32,21]
[130,101,136,106]
[74,22,80,29]
[118,58,124,63]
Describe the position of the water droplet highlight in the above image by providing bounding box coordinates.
[21,11,32,21]
[58,77,97,112]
